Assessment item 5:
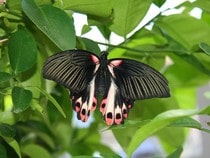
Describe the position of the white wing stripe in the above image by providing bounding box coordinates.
[104,79,117,125]
[88,76,97,111]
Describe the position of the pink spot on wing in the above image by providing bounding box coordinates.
[90,54,99,64]
[80,114,86,122]
[123,111,128,119]
[74,98,82,112]
[123,114,128,119]
[106,118,113,125]
[80,109,88,122]
[100,98,107,114]
[122,105,128,118]
[105,112,114,125]
[90,97,97,111]
[115,116,122,125]
[110,60,122,67]
[74,103,80,112]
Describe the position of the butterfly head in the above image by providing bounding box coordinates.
[100,51,109,60]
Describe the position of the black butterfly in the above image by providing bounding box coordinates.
[43,50,170,125]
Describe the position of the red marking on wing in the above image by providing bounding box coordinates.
[123,112,128,119]
[110,60,122,67]
[80,108,89,122]
[122,104,127,118]
[106,119,113,125]
[90,54,99,64]
[115,113,122,125]
[71,96,82,112]
[90,97,97,111]
[75,104,80,112]
[105,112,114,125]
[100,98,107,114]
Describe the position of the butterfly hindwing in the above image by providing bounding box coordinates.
[100,77,134,125]
[43,50,100,122]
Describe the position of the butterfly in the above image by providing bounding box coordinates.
[42,49,170,125]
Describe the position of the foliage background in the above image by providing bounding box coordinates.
[0,0,210,157]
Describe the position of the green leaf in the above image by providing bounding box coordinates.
[8,26,37,74]
[127,109,198,157]
[0,27,6,36]
[194,0,210,13]
[167,147,183,158]
[153,0,166,7]
[3,137,22,158]
[0,72,12,83]
[170,117,210,133]
[21,144,51,158]
[30,86,66,118]
[7,0,21,11]
[12,87,32,113]
[81,24,92,35]
[166,53,209,87]
[199,105,210,115]
[173,87,196,109]
[53,122,72,148]
[54,0,113,17]
[18,123,55,149]
[0,112,15,124]
[0,123,16,137]
[78,37,101,54]
[156,14,210,50]
[0,144,7,158]
[199,42,210,55]
[170,117,201,129]
[22,0,76,50]
[164,34,210,77]
[157,127,185,154]
[177,54,210,76]
[109,0,152,36]
[110,119,150,130]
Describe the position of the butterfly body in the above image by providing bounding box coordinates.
[43,50,170,125]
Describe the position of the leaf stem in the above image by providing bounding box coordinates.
[96,41,188,54]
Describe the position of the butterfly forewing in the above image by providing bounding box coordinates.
[108,58,170,100]
[43,50,99,92]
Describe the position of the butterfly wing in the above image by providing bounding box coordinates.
[43,50,100,122]
[100,58,170,125]
[109,58,170,100]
